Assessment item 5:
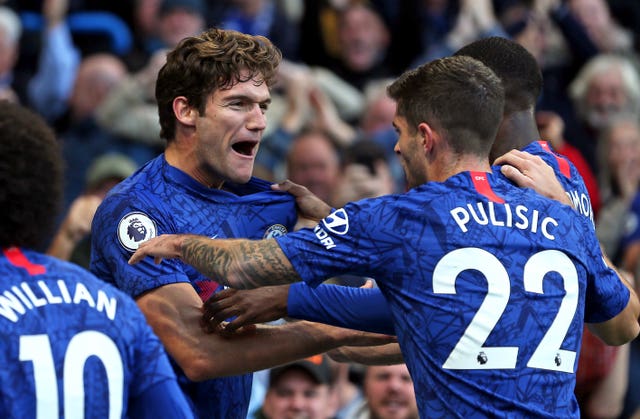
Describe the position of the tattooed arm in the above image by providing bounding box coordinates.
[129,234,300,289]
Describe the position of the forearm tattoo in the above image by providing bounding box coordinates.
[181,237,300,289]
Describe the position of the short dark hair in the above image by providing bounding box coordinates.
[387,55,504,157]
[454,36,542,114]
[156,28,282,141]
[0,101,63,248]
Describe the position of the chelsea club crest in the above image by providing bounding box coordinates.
[263,224,288,239]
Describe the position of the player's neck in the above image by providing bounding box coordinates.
[433,154,491,182]
[499,109,540,151]
[164,145,225,189]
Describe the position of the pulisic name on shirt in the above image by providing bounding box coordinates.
[0,280,117,322]
[450,201,558,240]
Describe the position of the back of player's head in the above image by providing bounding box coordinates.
[0,101,62,248]
[454,36,542,114]
[156,27,283,142]
[388,55,504,157]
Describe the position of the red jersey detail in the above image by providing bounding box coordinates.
[196,280,221,301]
[470,172,505,203]
[537,141,571,178]
[3,247,46,275]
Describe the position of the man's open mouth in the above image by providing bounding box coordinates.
[232,141,257,156]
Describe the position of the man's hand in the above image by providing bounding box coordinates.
[59,194,102,243]
[128,234,188,265]
[201,285,291,333]
[46,194,103,260]
[272,180,332,227]
[494,149,573,207]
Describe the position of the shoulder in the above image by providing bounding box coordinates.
[42,254,139,302]
[526,141,582,181]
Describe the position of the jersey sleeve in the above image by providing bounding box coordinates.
[276,198,404,287]
[90,192,190,298]
[583,234,631,323]
[287,282,395,334]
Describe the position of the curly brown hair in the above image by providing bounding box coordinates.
[0,101,63,248]
[156,28,283,142]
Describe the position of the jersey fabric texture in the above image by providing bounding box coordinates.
[0,247,191,418]
[287,140,599,334]
[277,169,628,419]
[90,154,298,418]
[524,141,595,227]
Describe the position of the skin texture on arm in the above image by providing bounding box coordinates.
[136,282,395,381]
[129,235,298,289]
[328,343,404,366]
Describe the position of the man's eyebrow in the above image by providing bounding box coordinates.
[221,93,272,105]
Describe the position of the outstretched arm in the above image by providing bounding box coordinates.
[136,282,395,381]
[201,282,396,335]
[129,234,299,289]
[328,343,404,365]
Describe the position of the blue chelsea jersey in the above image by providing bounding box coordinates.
[287,140,604,338]
[277,170,628,418]
[521,140,594,227]
[0,248,191,418]
[90,154,298,419]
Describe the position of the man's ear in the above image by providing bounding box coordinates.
[417,122,437,155]
[173,96,197,127]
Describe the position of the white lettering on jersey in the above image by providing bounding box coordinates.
[565,189,594,226]
[314,225,336,250]
[0,280,118,322]
[450,202,558,240]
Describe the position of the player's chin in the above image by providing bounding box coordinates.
[230,160,255,183]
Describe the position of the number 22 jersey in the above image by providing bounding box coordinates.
[276,170,628,418]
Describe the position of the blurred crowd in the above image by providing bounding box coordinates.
[2,0,640,417]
